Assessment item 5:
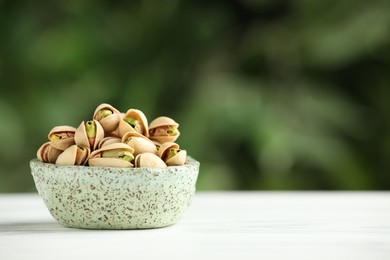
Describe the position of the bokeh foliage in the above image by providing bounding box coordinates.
[1,0,389,191]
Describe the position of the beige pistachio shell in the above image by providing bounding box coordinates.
[55,145,90,166]
[158,142,187,166]
[37,142,62,164]
[149,116,179,129]
[89,157,133,168]
[48,125,76,151]
[97,137,122,149]
[118,108,149,137]
[89,143,134,168]
[121,131,157,156]
[93,103,122,133]
[74,120,104,150]
[135,153,167,168]
[117,119,139,137]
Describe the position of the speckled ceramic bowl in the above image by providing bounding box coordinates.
[30,157,199,229]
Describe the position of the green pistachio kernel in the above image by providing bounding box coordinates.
[120,152,134,162]
[96,109,113,120]
[50,134,61,142]
[85,121,96,138]
[167,128,177,136]
[167,149,178,160]
[124,117,139,128]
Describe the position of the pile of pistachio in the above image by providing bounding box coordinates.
[37,104,186,168]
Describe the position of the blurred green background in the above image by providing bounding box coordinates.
[1,0,389,192]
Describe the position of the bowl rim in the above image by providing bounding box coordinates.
[30,156,199,172]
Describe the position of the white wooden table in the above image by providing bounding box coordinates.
[1,192,389,260]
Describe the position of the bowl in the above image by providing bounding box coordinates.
[30,157,199,229]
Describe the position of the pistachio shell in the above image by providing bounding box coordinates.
[55,145,90,166]
[48,125,76,151]
[135,153,167,168]
[121,131,157,156]
[37,142,62,163]
[97,137,122,149]
[119,109,149,137]
[93,103,121,132]
[117,119,139,137]
[89,158,133,168]
[149,117,179,129]
[89,143,134,167]
[74,120,104,150]
[157,142,187,166]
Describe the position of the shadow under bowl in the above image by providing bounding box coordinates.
[30,157,199,230]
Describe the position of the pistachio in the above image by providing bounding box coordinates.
[118,109,149,137]
[93,104,122,133]
[149,117,180,144]
[48,126,76,150]
[89,143,135,167]
[74,120,104,150]
[158,142,186,166]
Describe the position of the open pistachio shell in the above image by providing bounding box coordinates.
[74,120,104,150]
[117,119,138,137]
[97,137,122,149]
[121,131,157,156]
[118,109,149,137]
[93,103,122,133]
[55,145,90,166]
[48,125,76,151]
[89,143,135,168]
[135,153,167,168]
[149,116,180,144]
[37,142,62,164]
[158,142,187,166]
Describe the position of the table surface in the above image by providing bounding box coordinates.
[0,192,390,260]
